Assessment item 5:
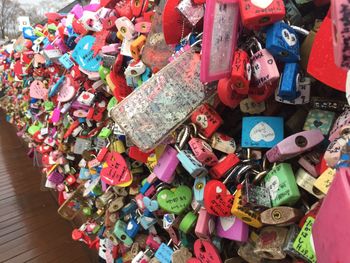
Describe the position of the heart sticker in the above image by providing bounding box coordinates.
[100,152,133,186]
[143,196,159,212]
[157,185,192,215]
[251,0,273,9]
[30,80,48,99]
[193,239,222,263]
[250,122,275,142]
[220,216,236,231]
[204,180,234,217]
[72,35,102,72]
[265,175,280,200]
[282,29,297,46]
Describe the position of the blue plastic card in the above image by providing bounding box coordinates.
[242,117,284,148]
[72,35,102,72]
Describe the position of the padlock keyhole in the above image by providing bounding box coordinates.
[295,136,307,147]
[259,16,270,24]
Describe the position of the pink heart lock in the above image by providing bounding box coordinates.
[29,80,48,99]
[57,76,76,102]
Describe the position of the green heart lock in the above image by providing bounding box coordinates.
[157,185,192,215]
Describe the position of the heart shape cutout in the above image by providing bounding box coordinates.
[307,12,347,92]
[143,196,159,212]
[30,80,48,99]
[219,216,236,231]
[58,77,76,102]
[100,152,133,186]
[282,29,297,46]
[250,122,275,142]
[157,185,192,215]
[204,180,234,217]
[251,0,273,9]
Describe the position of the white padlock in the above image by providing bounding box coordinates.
[115,16,137,40]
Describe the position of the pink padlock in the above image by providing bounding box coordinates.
[250,38,280,88]
[146,234,162,251]
[189,137,218,166]
[195,208,215,240]
[153,145,179,183]
[266,130,325,163]
[115,16,137,40]
[331,0,350,69]
[216,216,249,242]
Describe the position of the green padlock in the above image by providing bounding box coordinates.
[99,65,111,84]
[264,163,300,207]
[98,126,112,139]
[28,122,43,135]
[44,101,54,111]
[107,97,118,111]
[157,185,192,215]
[113,220,133,247]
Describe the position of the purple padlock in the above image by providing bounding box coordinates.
[216,216,249,242]
[47,170,65,184]
[153,145,179,183]
[266,129,324,163]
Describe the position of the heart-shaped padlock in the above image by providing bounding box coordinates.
[204,180,235,217]
[157,185,192,215]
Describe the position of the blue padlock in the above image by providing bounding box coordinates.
[266,21,300,62]
[140,209,157,230]
[48,75,65,98]
[176,149,208,178]
[120,200,138,217]
[193,176,207,205]
[241,117,284,148]
[22,27,38,42]
[125,218,140,238]
[278,63,300,100]
[141,67,152,82]
[154,243,174,263]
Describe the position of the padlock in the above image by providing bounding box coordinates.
[217,78,246,109]
[113,220,134,246]
[260,207,303,226]
[216,216,249,242]
[154,242,174,263]
[266,129,325,163]
[249,38,280,88]
[264,163,300,207]
[254,226,288,260]
[231,49,251,95]
[195,207,215,240]
[295,168,325,199]
[240,97,266,114]
[241,180,271,211]
[115,16,136,40]
[331,0,350,69]
[278,63,300,100]
[293,217,317,263]
[313,167,336,195]
[152,146,179,183]
[298,151,322,177]
[191,104,223,138]
[130,35,147,61]
[241,116,284,148]
[179,210,198,234]
[189,137,218,166]
[193,176,207,205]
[210,133,236,154]
[124,59,146,77]
[209,153,240,179]
[239,0,286,30]
[303,109,335,135]
[266,21,300,62]
[231,185,263,228]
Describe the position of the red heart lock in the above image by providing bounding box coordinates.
[115,0,133,19]
[102,16,118,31]
[204,180,234,217]
[307,11,347,92]
[218,78,245,109]
[33,131,45,143]
[101,152,132,185]
[248,81,277,103]
[162,0,192,45]
[13,60,23,79]
[193,239,222,263]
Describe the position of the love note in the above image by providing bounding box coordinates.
[157,185,192,215]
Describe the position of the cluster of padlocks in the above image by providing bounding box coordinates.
[0,0,350,262]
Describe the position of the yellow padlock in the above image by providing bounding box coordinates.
[130,35,147,61]
[313,168,336,194]
[231,188,263,228]
[109,139,126,154]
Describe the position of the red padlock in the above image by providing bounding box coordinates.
[239,0,286,30]
[218,78,245,109]
[191,104,223,138]
[210,153,240,179]
[231,49,251,95]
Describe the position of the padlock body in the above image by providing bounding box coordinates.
[278,63,299,100]
[231,49,251,95]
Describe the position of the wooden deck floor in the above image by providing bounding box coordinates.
[0,111,96,263]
